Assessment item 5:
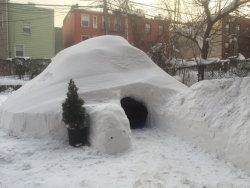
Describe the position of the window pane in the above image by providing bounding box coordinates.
[16,45,24,57]
[225,23,229,34]
[93,16,97,28]
[81,15,89,27]
[82,36,89,41]
[224,42,229,49]
[158,25,163,35]
[145,23,151,33]
[23,22,31,33]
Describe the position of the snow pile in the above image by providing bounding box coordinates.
[0,36,187,154]
[0,76,27,85]
[0,94,8,106]
[190,77,250,173]
[165,77,250,174]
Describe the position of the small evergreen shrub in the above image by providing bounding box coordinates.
[62,79,87,129]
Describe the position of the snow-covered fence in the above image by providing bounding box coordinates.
[165,59,250,86]
[0,58,51,79]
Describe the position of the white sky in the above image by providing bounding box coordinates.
[10,0,161,27]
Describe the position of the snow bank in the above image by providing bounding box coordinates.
[165,77,250,174]
[0,76,27,85]
[0,36,188,154]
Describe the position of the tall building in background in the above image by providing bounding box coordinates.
[8,3,55,58]
[222,16,250,59]
[0,2,55,59]
[62,8,169,52]
[0,0,9,59]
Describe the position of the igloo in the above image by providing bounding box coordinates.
[0,36,188,154]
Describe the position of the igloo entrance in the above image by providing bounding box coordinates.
[120,97,148,129]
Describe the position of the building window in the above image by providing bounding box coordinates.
[158,25,163,35]
[23,22,31,33]
[224,42,229,49]
[15,45,24,57]
[225,23,229,34]
[93,16,98,29]
[246,26,250,35]
[81,15,89,27]
[145,23,151,33]
[114,17,122,31]
[246,46,250,52]
[236,24,240,34]
[81,35,90,41]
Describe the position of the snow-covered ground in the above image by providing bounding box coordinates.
[0,125,250,188]
[0,93,250,187]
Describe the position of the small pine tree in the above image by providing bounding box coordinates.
[62,79,86,129]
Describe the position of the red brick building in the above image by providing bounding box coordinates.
[63,8,169,52]
[222,16,250,59]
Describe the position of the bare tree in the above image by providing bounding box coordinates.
[163,0,250,80]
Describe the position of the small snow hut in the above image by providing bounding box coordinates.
[0,36,188,154]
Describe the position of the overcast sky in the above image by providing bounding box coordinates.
[10,0,160,27]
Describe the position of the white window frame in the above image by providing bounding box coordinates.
[145,23,151,33]
[224,42,229,49]
[158,25,163,35]
[236,24,240,34]
[225,23,229,34]
[93,16,98,29]
[81,35,90,41]
[81,14,89,27]
[15,44,24,57]
[23,22,31,34]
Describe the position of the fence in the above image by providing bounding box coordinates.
[0,58,51,79]
[164,59,250,86]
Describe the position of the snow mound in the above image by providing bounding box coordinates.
[0,36,188,154]
[166,77,250,174]
[190,77,250,173]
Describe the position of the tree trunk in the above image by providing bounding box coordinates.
[197,64,205,81]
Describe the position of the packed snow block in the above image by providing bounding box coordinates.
[0,35,187,154]
[88,103,131,154]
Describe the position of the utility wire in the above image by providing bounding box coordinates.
[0,2,102,8]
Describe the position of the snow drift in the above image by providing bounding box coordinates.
[165,77,250,174]
[0,36,188,154]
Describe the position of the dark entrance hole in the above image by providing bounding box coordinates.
[120,97,148,129]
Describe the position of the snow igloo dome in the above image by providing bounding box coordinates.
[0,36,188,154]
